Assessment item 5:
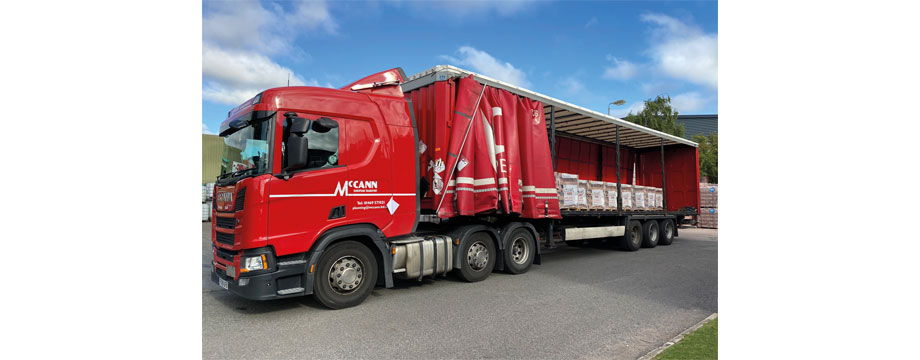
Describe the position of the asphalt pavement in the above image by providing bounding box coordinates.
[202,223,717,359]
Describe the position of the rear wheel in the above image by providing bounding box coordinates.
[312,241,377,309]
[455,232,496,282]
[504,228,535,274]
[642,220,659,248]
[658,219,675,245]
[621,220,642,251]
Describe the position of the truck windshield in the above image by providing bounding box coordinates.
[220,115,272,178]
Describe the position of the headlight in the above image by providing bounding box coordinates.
[242,254,268,272]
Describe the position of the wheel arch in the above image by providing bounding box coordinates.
[305,223,393,296]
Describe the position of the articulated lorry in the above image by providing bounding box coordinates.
[210,65,700,309]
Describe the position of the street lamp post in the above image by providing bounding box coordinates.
[608,99,626,116]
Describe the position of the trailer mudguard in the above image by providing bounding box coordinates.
[499,222,543,267]
[304,224,393,295]
[448,224,501,270]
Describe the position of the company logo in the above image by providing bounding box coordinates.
[532,109,541,125]
[217,192,233,202]
[334,180,379,196]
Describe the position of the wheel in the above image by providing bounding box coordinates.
[312,241,378,309]
[641,220,659,248]
[504,227,535,274]
[658,219,675,245]
[455,232,496,282]
[621,220,642,251]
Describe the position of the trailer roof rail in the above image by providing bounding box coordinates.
[403,65,698,149]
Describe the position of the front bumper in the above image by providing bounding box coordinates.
[211,257,312,300]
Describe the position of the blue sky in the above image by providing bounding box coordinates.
[202,0,717,134]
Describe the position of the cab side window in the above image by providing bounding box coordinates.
[282,116,340,171]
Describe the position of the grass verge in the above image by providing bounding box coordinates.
[656,318,717,359]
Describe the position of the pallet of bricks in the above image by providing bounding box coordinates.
[555,172,663,212]
[699,183,718,228]
[555,173,592,211]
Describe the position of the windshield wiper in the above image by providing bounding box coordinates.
[219,167,256,180]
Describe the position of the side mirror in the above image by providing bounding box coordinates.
[289,117,311,135]
[228,118,249,130]
[284,135,308,172]
[312,117,339,133]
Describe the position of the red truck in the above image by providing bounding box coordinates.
[210,65,700,309]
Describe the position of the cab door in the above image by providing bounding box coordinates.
[267,112,346,256]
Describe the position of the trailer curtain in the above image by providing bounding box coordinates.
[433,76,560,219]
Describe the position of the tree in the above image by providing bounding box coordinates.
[623,95,685,138]
[692,133,718,183]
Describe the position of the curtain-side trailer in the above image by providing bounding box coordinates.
[209,66,700,309]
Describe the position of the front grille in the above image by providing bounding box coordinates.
[215,247,237,263]
[234,187,246,211]
[215,231,235,246]
[216,216,236,229]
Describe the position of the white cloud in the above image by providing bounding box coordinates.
[203,44,307,91]
[202,1,336,106]
[202,122,214,134]
[403,0,538,17]
[203,0,336,54]
[610,102,646,118]
[559,76,584,95]
[442,46,531,87]
[603,56,638,80]
[670,92,707,113]
[202,44,323,105]
[641,13,718,89]
[585,17,598,28]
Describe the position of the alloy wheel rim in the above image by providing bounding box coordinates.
[467,242,489,271]
[510,237,529,264]
[329,256,364,294]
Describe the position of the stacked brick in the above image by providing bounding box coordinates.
[699,183,718,228]
[554,172,664,212]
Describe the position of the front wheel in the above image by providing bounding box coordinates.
[455,232,496,282]
[312,241,378,309]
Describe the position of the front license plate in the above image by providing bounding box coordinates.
[218,277,229,290]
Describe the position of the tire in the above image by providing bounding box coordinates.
[621,220,642,251]
[312,240,378,310]
[658,219,675,246]
[504,227,535,274]
[641,220,659,248]
[455,232,496,282]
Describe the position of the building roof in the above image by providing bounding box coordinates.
[676,114,718,140]
[403,65,697,149]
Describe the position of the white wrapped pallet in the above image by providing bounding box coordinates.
[576,180,588,209]
[588,180,605,210]
[621,184,633,210]
[634,185,647,210]
[655,188,663,210]
[557,173,579,209]
[605,182,618,210]
[647,187,656,211]
[202,202,212,221]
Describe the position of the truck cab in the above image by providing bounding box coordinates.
[210,69,418,307]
